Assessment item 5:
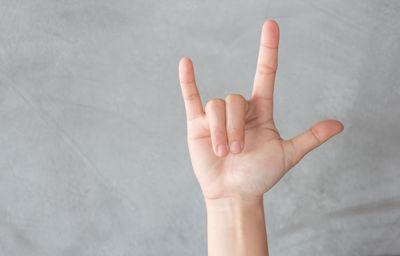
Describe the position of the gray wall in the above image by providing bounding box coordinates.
[0,0,399,255]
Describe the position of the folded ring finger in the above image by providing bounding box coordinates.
[205,98,228,157]
[225,94,247,154]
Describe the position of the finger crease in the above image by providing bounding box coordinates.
[260,43,279,50]
[310,127,322,143]
[184,92,200,101]
[256,63,277,76]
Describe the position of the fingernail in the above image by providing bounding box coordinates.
[217,144,227,156]
[230,141,242,154]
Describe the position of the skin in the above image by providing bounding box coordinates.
[178,20,344,256]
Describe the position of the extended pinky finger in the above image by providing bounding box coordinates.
[179,57,204,121]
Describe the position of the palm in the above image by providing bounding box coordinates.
[179,20,343,201]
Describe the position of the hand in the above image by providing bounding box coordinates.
[178,20,344,202]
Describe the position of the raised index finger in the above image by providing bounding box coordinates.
[251,20,280,102]
[179,57,204,121]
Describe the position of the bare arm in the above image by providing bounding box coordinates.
[178,20,344,256]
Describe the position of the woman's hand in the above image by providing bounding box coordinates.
[178,20,344,202]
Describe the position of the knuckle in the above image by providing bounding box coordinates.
[225,94,246,104]
[310,127,322,143]
[210,127,226,136]
[256,62,277,76]
[183,92,199,101]
[260,42,278,50]
[285,139,297,168]
[179,80,195,86]
[205,98,225,110]
[227,125,243,136]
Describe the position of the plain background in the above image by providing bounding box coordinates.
[1,0,399,255]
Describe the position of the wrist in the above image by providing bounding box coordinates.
[205,195,264,210]
[205,195,268,256]
[205,195,265,230]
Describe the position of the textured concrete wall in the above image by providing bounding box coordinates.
[0,1,399,255]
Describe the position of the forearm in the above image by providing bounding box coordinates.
[205,196,269,256]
